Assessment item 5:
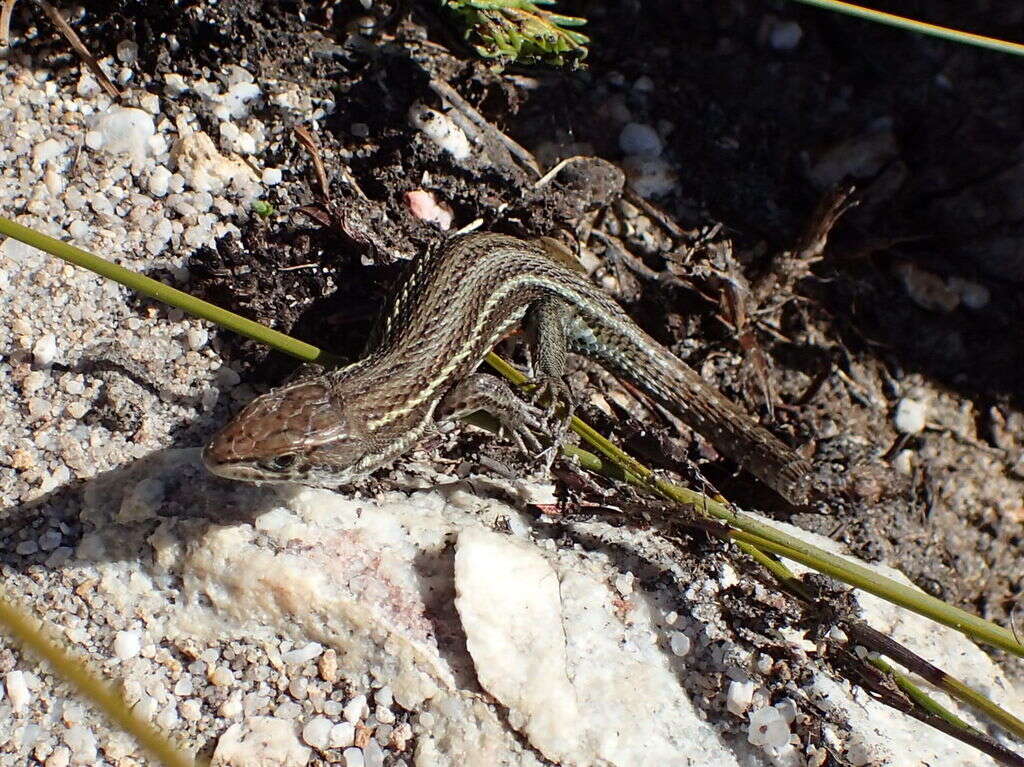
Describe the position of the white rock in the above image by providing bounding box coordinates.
[363,739,384,767]
[408,103,471,160]
[770,20,803,50]
[5,670,29,712]
[222,82,262,120]
[113,630,141,660]
[32,334,58,367]
[116,40,139,64]
[894,398,927,435]
[301,716,332,749]
[282,642,323,665]
[32,138,66,167]
[619,122,663,158]
[329,722,355,748]
[63,725,98,764]
[90,107,156,163]
[726,679,754,715]
[747,705,790,748]
[454,528,582,763]
[211,717,310,767]
[164,73,189,97]
[172,131,258,194]
[342,747,364,767]
[186,328,209,351]
[262,168,282,185]
[669,631,690,657]
[622,155,677,197]
[342,694,366,724]
[44,746,71,767]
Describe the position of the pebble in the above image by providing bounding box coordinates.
[408,104,470,160]
[186,328,209,351]
[364,739,384,767]
[302,716,332,749]
[113,630,141,660]
[726,679,755,715]
[209,665,233,686]
[769,20,803,50]
[63,725,97,764]
[38,530,62,550]
[262,167,283,185]
[618,122,663,158]
[343,694,367,724]
[894,398,927,434]
[343,747,365,767]
[373,685,393,708]
[747,705,790,748]
[282,641,323,665]
[16,540,39,555]
[330,722,356,748]
[116,40,139,64]
[6,670,30,712]
[90,107,155,163]
[33,334,58,367]
[44,746,71,767]
[669,631,690,657]
[375,705,395,724]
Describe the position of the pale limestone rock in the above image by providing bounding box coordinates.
[211,716,310,767]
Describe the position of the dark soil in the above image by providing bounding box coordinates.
[66,0,1024,680]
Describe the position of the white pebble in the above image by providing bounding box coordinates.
[262,167,283,185]
[375,705,395,724]
[364,739,384,767]
[32,138,66,167]
[770,20,803,50]
[85,130,105,150]
[408,104,470,160]
[91,107,156,163]
[669,631,690,657]
[63,724,97,763]
[140,93,161,115]
[329,722,355,748]
[186,328,209,351]
[343,694,367,724]
[747,705,790,748]
[22,371,47,394]
[116,40,139,64]
[894,449,915,475]
[113,631,141,660]
[342,747,364,767]
[282,642,323,665]
[6,670,29,712]
[726,679,755,715]
[164,73,188,97]
[302,716,332,749]
[613,573,634,595]
[373,686,393,708]
[894,397,927,434]
[45,746,71,767]
[33,334,58,367]
[619,122,663,158]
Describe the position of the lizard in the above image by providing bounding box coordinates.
[203,232,812,504]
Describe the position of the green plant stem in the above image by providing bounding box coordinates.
[789,0,1024,56]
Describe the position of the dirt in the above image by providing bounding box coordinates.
[32,0,1024,681]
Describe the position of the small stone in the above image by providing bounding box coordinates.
[747,706,790,748]
[38,530,62,551]
[894,449,915,476]
[894,398,927,434]
[186,328,209,351]
[90,107,155,163]
[45,746,71,767]
[63,725,97,764]
[173,676,193,696]
[180,699,202,721]
[212,717,310,766]
[727,679,755,715]
[330,722,355,748]
[209,666,234,686]
[343,695,367,724]
[113,630,141,660]
[669,631,690,657]
[769,20,803,50]
[164,73,188,97]
[613,573,634,595]
[262,168,283,185]
[302,716,332,749]
[116,40,139,64]
[16,540,39,556]
[22,371,47,394]
[342,747,365,767]
[375,705,394,724]
[618,122,663,158]
[6,670,30,712]
[282,642,323,665]
[33,334,58,367]
[373,686,393,708]
[364,739,384,767]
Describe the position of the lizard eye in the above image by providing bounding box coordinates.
[263,453,298,472]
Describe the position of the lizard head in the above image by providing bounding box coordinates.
[202,377,380,487]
